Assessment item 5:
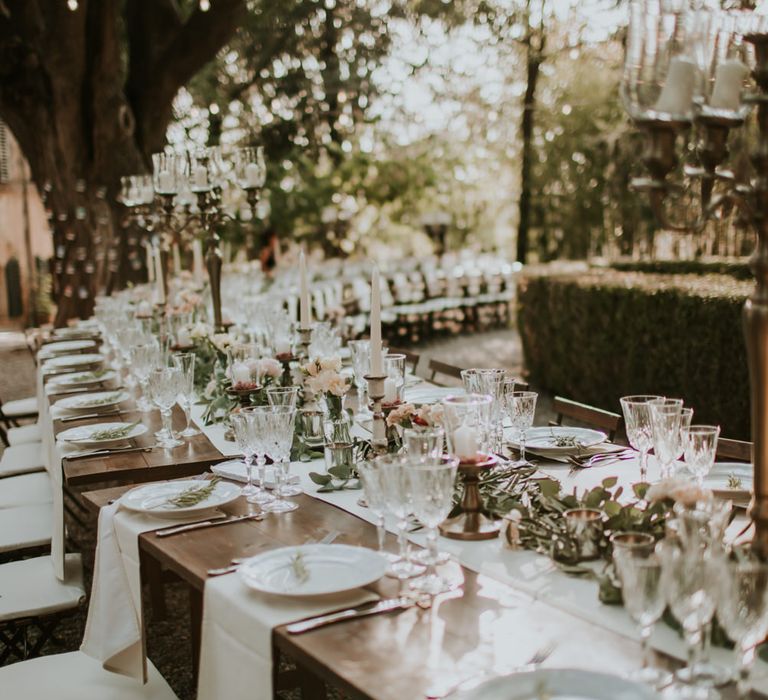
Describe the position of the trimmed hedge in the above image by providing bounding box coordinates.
[517,268,754,439]
[608,259,752,280]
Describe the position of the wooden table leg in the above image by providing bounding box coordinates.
[189,586,203,677]
[296,662,327,700]
[143,555,167,621]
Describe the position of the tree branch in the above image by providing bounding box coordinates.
[130,0,246,156]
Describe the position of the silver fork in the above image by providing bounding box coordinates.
[424,642,555,699]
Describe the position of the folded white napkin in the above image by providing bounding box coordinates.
[81,500,213,681]
[210,459,299,488]
[197,574,377,700]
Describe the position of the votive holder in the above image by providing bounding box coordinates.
[563,508,603,561]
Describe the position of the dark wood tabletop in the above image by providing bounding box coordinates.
[50,392,224,487]
[80,479,761,700]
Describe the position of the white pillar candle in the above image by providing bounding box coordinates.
[231,361,252,386]
[299,251,311,328]
[192,165,208,190]
[244,162,261,188]
[452,424,479,461]
[383,378,397,403]
[710,58,748,111]
[370,266,383,375]
[172,243,181,277]
[192,239,204,287]
[177,327,191,347]
[153,247,165,305]
[655,56,697,116]
[146,244,155,282]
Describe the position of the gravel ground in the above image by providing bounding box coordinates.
[0,325,553,699]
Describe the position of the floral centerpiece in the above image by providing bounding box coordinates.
[301,356,350,418]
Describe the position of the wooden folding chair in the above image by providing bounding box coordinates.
[549,396,623,442]
[388,346,421,373]
[426,358,464,386]
[716,437,752,463]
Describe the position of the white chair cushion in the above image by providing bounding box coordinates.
[0,651,177,699]
[0,471,51,508]
[0,503,52,553]
[7,422,42,445]
[0,554,84,622]
[2,396,39,418]
[0,442,45,477]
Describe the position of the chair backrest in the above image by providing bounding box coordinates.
[388,346,420,373]
[716,437,752,463]
[549,396,623,442]
[427,358,464,386]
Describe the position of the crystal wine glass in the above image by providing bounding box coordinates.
[230,411,258,499]
[611,537,672,688]
[172,352,199,438]
[683,425,720,487]
[241,406,275,506]
[378,454,426,579]
[149,366,183,448]
[408,454,459,594]
[266,386,299,409]
[716,553,768,699]
[403,426,445,462]
[263,405,299,511]
[650,398,684,479]
[620,395,662,481]
[358,459,399,563]
[504,390,538,465]
[131,342,160,412]
[348,339,372,420]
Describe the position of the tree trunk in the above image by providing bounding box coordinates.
[516,0,545,265]
[0,0,245,325]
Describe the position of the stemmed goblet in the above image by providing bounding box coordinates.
[408,455,460,594]
[172,352,200,437]
[241,406,275,506]
[504,388,538,465]
[378,454,425,579]
[149,366,184,448]
[620,395,662,481]
[683,425,720,487]
[650,398,684,479]
[263,405,299,511]
[348,340,372,420]
[266,386,299,409]
[131,342,160,412]
[358,459,399,563]
[230,411,258,500]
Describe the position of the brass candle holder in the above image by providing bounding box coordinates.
[226,383,261,408]
[364,373,388,455]
[563,508,603,561]
[297,326,312,361]
[439,453,500,541]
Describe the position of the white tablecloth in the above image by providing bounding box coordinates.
[197,576,376,700]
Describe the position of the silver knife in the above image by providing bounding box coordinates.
[286,597,414,634]
[63,445,153,460]
[59,410,123,423]
[155,513,264,537]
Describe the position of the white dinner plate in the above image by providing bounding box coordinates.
[52,326,99,340]
[120,480,241,518]
[41,339,96,357]
[454,668,657,700]
[404,386,460,404]
[705,462,752,503]
[507,427,607,455]
[51,369,117,387]
[56,390,130,414]
[238,543,387,597]
[57,421,148,448]
[44,353,104,371]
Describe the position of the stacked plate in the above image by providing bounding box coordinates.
[56,390,130,414]
[50,369,117,388]
[41,339,97,357]
[57,421,147,448]
[454,669,656,700]
[507,426,607,458]
[120,480,241,519]
[238,544,387,596]
[44,353,104,373]
[705,462,752,506]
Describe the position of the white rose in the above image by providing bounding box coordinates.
[319,356,342,373]
[190,322,213,340]
[327,374,350,397]
[212,333,233,351]
[260,358,283,378]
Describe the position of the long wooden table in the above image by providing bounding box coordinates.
[81,480,760,700]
